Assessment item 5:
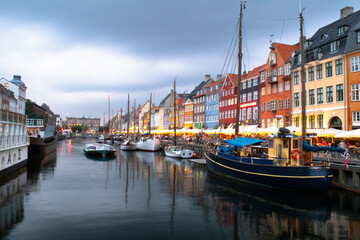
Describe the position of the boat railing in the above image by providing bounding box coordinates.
[0,134,28,150]
[26,118,44,127]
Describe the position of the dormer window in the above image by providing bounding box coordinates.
[357,31,360,44]
[321,34,328,41]
[337,25,349,35]
[330,41,339,52]
[305,40,313,49]
[297,54,301,65]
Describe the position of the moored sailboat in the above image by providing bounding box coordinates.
[205,3,343,191]
[121,93,137,151]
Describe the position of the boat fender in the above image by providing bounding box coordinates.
[291,149,301,160]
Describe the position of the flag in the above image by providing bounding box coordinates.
[345,153,349,170]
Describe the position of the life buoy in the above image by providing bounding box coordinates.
[291,149,301,160]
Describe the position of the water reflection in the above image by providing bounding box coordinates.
[205,173,360,239]
[0,169,26,238]
[0,139,359,239]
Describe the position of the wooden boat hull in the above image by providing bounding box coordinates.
[28,136,57,158]
[83,144,116,158]
[205,150,332,191]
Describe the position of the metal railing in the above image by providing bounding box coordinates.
[26,118,44,127]
[0,135,29,150]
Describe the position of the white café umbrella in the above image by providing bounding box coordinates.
[335,128,360,138]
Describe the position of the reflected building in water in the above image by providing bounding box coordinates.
[0,170,27,238]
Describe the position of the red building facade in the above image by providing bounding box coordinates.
[260,43,299,128]
[219,73,238,127]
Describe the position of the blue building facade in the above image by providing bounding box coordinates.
[205,78,223,130]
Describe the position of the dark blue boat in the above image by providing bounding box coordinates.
[205,136,343,192]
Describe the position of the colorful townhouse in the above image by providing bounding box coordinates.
[169,96,185,129]
[219,73,238,127]
[292,7,359,131]
[192,76,213,129]
[260,42,299,128]
[345,8,360,130]
[205,75,223,130]
[239,65,265,126]
[183,79,210,129]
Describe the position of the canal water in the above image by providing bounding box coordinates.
[1,138,360,239]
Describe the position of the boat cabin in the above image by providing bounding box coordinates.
[267,136,313,166]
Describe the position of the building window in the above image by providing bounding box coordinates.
[351,83,360,101]
[267,86,271,94]
[261,72,265,82]
[278,66,283,76]
[278,83,283,92]
[326,86,333,103]
[253,107,258,120]
[261,87,265,96]
[270,100,277,111]
[242,94,246,103]
[294,93,300,107]
[247,80,252,88]
[285,81,290,91]
[309,115,315,129]
[253,78,258,86]
[335,59,343,75]
[317,114,323,129]
[247,108,252,120]
[357,31,360,43]
[242,109,246,121]
[326,62,332,77]
[351,56,360,72]
[353,112,360,126]
[316,64,323,80]
[285,63,290,75]
[253,91,258,100]
[267,102,271,111]
[242,82,246,90]
[272,68,277,76]
[294,117,300,127]
[294,71,299,85]
[285,99,290,109]
[308,66,314,81]
[336,84,343,102]
[317,88,323,104]
[330,41,339,52]
[272,84,277,94]
[261,102,265,112]
[267,119,271,128]
[267,70,271,78]
[309,89,315,105]
[279,100,284,110]
[247,92,252,101]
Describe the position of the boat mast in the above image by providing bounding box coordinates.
[134,98,136,134]
[108,94,111,133]
[235,2,244,137]
[173,77,177,145]
[127,93,130,138]
[300,11,306,164]
[149,93,152,135]
[120,107,123,133]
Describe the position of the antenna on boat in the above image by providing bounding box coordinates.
[149,93,152,135]
[127,93,130,138]
[235,1,245,136]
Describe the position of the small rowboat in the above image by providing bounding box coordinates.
[83,143,116,157]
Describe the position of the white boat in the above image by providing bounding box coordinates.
[98,135,105,143]
[164,145,194,159]
[0,76,28,178]
[120,139,137,151]
[83,143,116,157]
[136,136,161,152]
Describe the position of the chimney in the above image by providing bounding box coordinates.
[205,74,211,81]
[13,75,21,80]
[216,74,222,81]
[340,6,353,19]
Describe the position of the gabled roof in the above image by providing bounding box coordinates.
[272,43,299,63]
[244,64,266,79]
[227,73,238,87]
[176,97,185,106]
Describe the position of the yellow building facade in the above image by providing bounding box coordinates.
[292,55,347,130]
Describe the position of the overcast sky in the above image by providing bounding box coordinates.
[0,0,359,123]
